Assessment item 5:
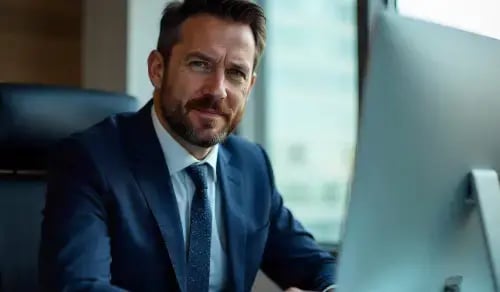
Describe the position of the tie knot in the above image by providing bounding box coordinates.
[186,163,208,191]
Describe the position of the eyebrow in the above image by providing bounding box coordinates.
[185,51,215,63]
[185,51,250,74]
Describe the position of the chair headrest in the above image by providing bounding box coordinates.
[0,83,140,171]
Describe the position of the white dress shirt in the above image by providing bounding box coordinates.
[152,106,228,291]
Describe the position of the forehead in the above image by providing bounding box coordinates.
[176,14,256,65]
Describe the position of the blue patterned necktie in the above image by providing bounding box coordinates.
[185,163,212,292]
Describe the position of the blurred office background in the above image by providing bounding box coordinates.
[3,0,498,290]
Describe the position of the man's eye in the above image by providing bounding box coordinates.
[227,69,246,81]
[189,60,210,72]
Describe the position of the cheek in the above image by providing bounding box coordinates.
[237,86,250,110]
[163,72,201,105]
[228,101,246,132]
[227,84,250,110]
[228,95,247,120]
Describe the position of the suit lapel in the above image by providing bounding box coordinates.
[122,102,187,292]
[218,147,247,292]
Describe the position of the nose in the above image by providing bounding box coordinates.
[203,69,228,100]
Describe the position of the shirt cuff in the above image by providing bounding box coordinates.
[321,284,337,292]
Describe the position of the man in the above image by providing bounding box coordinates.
[39,0,336,291]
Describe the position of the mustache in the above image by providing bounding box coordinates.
[185,95,231,116]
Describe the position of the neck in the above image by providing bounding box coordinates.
[153,97,212,160]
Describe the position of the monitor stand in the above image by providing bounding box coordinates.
[469,169,500,292]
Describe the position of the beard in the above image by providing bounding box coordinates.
[160,86,242,148]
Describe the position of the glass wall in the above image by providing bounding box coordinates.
[261,0,358,243]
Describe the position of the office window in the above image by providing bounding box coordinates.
[397,0,500,39]
[262,0,358,243]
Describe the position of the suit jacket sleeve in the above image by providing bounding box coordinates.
[39,138,127,292]
[258,146,336,291]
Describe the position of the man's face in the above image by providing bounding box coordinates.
[151,14,257,148]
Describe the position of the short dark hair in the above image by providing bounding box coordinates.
[157,0,266,71]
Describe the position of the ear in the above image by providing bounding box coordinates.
[247,72,257,96]
[147,50,165,89]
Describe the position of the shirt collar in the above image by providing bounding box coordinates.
[151,105,218,181]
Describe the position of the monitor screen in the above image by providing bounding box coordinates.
[336,10,500,292]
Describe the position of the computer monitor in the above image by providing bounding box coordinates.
[336,10,500,292]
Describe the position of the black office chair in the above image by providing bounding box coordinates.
[0,83,140,292]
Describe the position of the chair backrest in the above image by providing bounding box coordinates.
[0,83,140,292]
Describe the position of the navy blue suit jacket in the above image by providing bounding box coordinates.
[39,102,335,292]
